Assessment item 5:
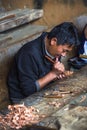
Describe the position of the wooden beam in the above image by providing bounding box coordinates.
[0,8,43,32]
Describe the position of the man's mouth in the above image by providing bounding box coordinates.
[54,55,61,61]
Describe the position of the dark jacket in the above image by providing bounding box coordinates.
[7,32,53,102]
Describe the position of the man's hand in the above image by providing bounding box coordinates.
[52,57,66,79]
[53,61,65,72]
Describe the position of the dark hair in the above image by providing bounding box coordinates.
[47,22,80,47]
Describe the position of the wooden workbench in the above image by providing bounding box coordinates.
[20,65,87,130]
[0,66,87,130]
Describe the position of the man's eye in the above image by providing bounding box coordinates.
[63,50,69,53]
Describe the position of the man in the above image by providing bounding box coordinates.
[7,22,80,104]
[68,24,87,69]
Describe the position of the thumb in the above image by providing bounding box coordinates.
[55,57,59,62]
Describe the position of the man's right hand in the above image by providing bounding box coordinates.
[52,57,66,79]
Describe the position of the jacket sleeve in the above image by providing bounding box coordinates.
[16,52,39,97]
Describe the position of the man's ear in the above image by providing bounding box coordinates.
[50,38,57,45]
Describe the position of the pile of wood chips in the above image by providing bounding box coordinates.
[0,104,44,129]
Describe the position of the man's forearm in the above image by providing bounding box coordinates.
[37,71,57,89]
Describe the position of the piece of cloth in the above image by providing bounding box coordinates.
[7,32,53,103]
[68,57,87,69]
[78,31,87,61]
[81,41,87,61]
[68,29,87,70]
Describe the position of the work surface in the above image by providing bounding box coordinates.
[20,66,87,130]
[0,66,87,130]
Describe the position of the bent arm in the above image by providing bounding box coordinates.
[17,52,65,96]
[37,61,65,89]
[37,71,57,89]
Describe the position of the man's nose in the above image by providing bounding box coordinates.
[61,52,66,57]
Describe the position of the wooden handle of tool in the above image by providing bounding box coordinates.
[79,54,87,59]
[45,55,55,64]
[45,55,73,76]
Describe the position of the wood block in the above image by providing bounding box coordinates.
[0,8,43,32]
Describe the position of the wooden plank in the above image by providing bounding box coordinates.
[0,24,47,49]
[0,8,43,32]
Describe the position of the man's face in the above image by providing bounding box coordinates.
[54,44,73,57]
[48,38,73,57]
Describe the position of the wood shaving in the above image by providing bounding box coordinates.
[79,95,86,102]
[0,104,45,129]
[48,101,61,108]
[64,70,73,76]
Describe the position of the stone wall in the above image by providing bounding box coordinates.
[1,0,87,27]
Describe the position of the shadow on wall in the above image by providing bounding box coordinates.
[83,0,87,6]
[59,0,75,6]
[33,0,45,9]
[61,0,87,6]
[33,0,87,9]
